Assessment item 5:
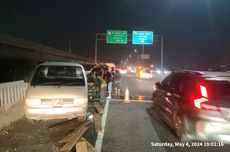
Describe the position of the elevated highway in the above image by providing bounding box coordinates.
[0,33,94,64]
[0,33,94,82]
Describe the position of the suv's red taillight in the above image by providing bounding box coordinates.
[193,85,218,111]
[200,85,208,98]
[194,97,208,109]
[193,85,208,109]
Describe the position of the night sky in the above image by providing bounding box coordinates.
[0,0,230,69]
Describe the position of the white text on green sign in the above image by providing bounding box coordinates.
[106,30,127,44]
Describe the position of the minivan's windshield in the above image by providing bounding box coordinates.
[31,65,85,86]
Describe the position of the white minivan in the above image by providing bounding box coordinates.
[25,62,88,121]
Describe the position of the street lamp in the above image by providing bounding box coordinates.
[95,33,99,64]
[133,49,140,65]
[68,40,72,53]
[94,33,104,64]
[160,35,164,71]
[141,40,145,54]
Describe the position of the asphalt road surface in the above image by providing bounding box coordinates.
[102,74,230,152]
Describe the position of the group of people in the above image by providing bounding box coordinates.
[90,64,121,101]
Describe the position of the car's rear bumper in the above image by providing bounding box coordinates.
[184,116,230,143]
[25,106,87,120]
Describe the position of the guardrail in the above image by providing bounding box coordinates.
[0,80,29,110]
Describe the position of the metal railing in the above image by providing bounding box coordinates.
[0,80,29,110]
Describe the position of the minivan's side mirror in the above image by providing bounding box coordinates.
[155,82,161,90]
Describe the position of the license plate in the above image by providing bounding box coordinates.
[42,99,64,106]
[47,109,66,114]
[51,99,63,106]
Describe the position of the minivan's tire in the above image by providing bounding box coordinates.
[174,114,183,139]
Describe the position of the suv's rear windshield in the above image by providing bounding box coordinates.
[204,79,230,99]
[31,65,85,86]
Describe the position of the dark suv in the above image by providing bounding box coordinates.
[152,70,230,142]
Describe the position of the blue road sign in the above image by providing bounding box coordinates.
[132,31,153,45]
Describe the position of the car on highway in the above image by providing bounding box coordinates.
[136,67,153,79]
[119,66,127,74]
[25,62,88,121]
[127,66,136,73]
[155,69,170,75]
[152,70,230,143]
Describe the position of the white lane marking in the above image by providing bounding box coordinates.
[136,79,142,82]
[131,100,152,103]
[95,98,110,152]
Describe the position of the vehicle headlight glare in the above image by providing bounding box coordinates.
[73,98,85,104]
[26,99,41,106]
[156,70,161,74]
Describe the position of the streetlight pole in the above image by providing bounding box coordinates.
[95,33,105,64]
[68,40,72,53]
[160,35,164,71]
[95,33,98,64]
[141,41,145,54]
[133,49,139,65]
[142,43,145,54]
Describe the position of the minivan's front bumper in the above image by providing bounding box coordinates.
[25,106,87,120]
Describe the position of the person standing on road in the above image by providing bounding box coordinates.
[114,69,121,94]
[110,67,116,89]
[103,67,113,98]
[95,71,107,102]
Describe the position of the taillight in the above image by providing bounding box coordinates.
[193,85,209,109]
[194,97,208,109]
[193,85,218,111]
[200,85,208,98]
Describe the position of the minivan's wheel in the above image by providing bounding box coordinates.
[174,114,183,138]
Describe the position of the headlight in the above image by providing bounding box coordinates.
[156,70,161,74]
[73,98,85,104]
[26,99,41,106]
[164,71,168,74]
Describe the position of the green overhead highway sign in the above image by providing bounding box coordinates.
[106,30,127,44]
